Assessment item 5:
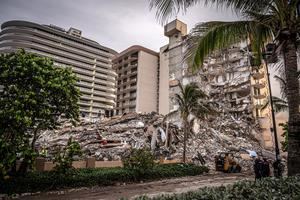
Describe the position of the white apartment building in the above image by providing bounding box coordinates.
[0,20,117,118]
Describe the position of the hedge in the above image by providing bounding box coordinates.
[0,163,208,194]
[134,176,300,200]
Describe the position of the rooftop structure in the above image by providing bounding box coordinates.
[159,19,187,115]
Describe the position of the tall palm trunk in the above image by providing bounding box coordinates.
[183,118,188,163]
[283,35,300,176]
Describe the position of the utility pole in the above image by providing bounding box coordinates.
[263,50,280,161]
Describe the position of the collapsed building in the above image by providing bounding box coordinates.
[159,19,275,151]
[37,112,269,170]
[200,44,252,118]
[35,19,277,170]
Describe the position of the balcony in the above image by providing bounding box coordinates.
[169,79,179,87]
[252,72,264,79]
[129,101,136,106]
[33,29,114,58]
[116,64,138,74]
[118,86,137,94]
[79,108,91,113]
[94,72,114,81]
[72,67,94,76]
[117,71,138,81]
[254,103,264,109]
[93,83,115,92]
[130,93,137,98]
[117,79,137,88]
[78,101,91,107]
[93,96,115,104]
[76,81,92,88]
[92,103,113,109]
[80,94,92,100]
[129,56,138,61]
[253,93,266,99]
[79,87,92,94]
[252,82,266,89]
[123,103,130,107]
[93,90,116,99]
[77,74,93,82]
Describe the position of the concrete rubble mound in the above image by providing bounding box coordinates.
[37,112,268,171]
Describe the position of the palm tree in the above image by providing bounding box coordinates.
[165,82,215,163]
[150,0,300,176]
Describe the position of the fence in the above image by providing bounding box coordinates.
[34,157,182,172]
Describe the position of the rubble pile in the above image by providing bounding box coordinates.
[37,112,266,171]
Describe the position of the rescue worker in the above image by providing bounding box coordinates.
[262,157,270,177]
[230,160,237,173]
[223,153,232,173]
[273,157,284,178]
[254,157,263,180]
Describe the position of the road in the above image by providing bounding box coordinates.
[19,173,254,200]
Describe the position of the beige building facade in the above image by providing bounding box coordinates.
[113,46,159,115]
[251,62,274,149]
[159,19,187,115]
[0,20,117,118]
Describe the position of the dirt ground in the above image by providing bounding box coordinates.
[17,172,254,200]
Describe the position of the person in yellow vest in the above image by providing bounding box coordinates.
[223,153,230,172]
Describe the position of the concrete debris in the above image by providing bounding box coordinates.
[36,112,269,171]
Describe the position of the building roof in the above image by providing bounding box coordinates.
[113,45,159,61]
[1,20,118,55]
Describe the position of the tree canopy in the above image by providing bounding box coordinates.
[0,50,80,177]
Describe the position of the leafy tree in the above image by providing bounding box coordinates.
[54,137,82,174]
[122,148,155,174]
[0,50,80,177]
[150,0,300,176]
[164,82,215,163]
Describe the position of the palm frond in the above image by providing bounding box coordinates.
[272,96,289,112]
[185,21,252,71]
[243,11,276,29]
[250,23,274,65]
[149,0,200,24]
[274,74,287,99]
[171,82,214,120]
[261,96,288,113]
[149,0,273,24]
[203,0,273,13]
[163,110,179,123]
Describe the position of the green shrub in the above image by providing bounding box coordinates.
[53,137,82,174]
[133,176,300,200]
[0,163,208,194]
[123,148,155,174]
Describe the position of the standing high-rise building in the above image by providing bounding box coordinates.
[113,46,159,115]
[159,19,187,115]
[0,20,117,118]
